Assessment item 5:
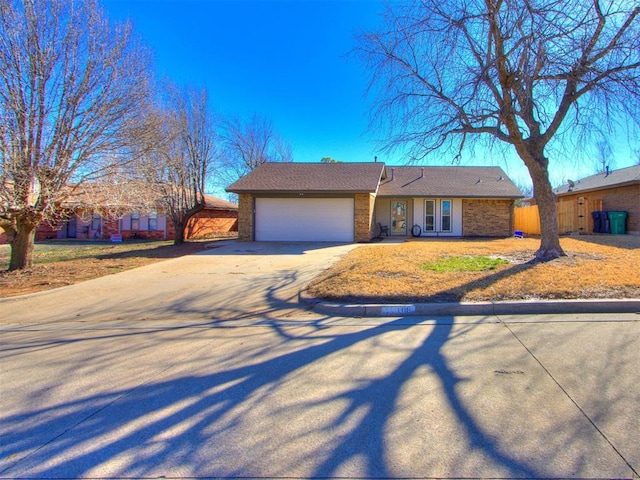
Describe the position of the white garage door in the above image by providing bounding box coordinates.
[255,198,354,242]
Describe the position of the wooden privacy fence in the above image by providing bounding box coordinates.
[514,199,603,235]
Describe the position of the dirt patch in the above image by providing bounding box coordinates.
[307,235,640,303]
[0,240,215,298]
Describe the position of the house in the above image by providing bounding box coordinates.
[553,165,640,235]
[0,194,238,243]
[226,162,522,242]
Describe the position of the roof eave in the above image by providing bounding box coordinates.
[556,179,640,196]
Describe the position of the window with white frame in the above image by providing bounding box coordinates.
[424,200,435,232]
[91,214,101,231]
[148,211,157,231]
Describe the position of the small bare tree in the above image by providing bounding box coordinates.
[218,114,293,188]
[135,86,215,245]
[593,140,615,174]
[0,0,150,270]
[359,0,640,259]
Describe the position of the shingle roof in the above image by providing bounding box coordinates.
[226,162,385,193]
[62,184,237,210]
[377,166,522,198]
[554,165,640,195]
[203,194,237,210]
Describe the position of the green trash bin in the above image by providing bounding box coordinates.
[607,211,627,234]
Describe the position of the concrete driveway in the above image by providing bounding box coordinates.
[0,241,360,326]
[1,240,639,479]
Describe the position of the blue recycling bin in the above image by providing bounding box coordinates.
[592,211,602,233]
[599,211,610,233]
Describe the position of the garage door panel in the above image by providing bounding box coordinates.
[255,198,354,242]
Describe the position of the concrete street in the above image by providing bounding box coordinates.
[1,241,639,479]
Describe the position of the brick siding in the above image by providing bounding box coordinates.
[237,193,255,241]
[462,199,514,237]
[354,193,376,242]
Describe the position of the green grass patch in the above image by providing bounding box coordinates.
[421,255,509,273]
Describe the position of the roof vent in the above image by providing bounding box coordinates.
[391,168,394,181]
[475,178,482,184]
[421,168,424,178]
[568,179,575,192]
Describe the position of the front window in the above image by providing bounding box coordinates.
[148,211,157,231]
[91,214,101,231]
[441,200,452,232]
[131,211,140,231]
[425,200,435,232]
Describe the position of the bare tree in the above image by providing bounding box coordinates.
[218,114,293,188]
[136,86,215,245]
[359,0,640,259]
[0,0,150,270]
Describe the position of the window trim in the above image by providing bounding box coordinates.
[424,199,435,232]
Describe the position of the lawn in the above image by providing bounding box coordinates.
[2,234,639,302]
[0,240,211,298]
[306,235,640,303]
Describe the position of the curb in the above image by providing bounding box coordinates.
[299,291,640,317]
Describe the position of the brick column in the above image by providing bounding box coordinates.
[237,193,254,241]
[354,193,375,242]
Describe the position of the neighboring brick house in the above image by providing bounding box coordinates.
[226,162,522,242]
[553,165,640,235]
[0,194,238,244]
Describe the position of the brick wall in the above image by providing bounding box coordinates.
[462,199,514,237]
[354,193,376,242]
[237,193,254,241]
[184,209,238,239]
[558,184,639,234]
[102,219,120,239]
[35,222,61,241]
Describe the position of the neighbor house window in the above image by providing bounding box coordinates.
[91,214,101,231]
[425,200,435,232]
[441,200,452,232]
[131,211,140,230]
[148,211,157,231]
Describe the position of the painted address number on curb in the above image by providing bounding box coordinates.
[381,305,416,315]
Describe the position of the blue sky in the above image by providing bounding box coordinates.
[102,0,638,193]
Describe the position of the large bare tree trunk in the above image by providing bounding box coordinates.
[528,161,565,260]
[173,220,186,246]
[6,222,37,271]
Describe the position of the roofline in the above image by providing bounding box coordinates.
[225,189,379,194]
[376,194,524,199]
[555,178,640,196]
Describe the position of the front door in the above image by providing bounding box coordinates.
[391,200,407,235]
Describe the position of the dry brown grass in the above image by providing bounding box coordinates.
[307,235,640,303]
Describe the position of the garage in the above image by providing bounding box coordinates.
[255,197,354,242]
